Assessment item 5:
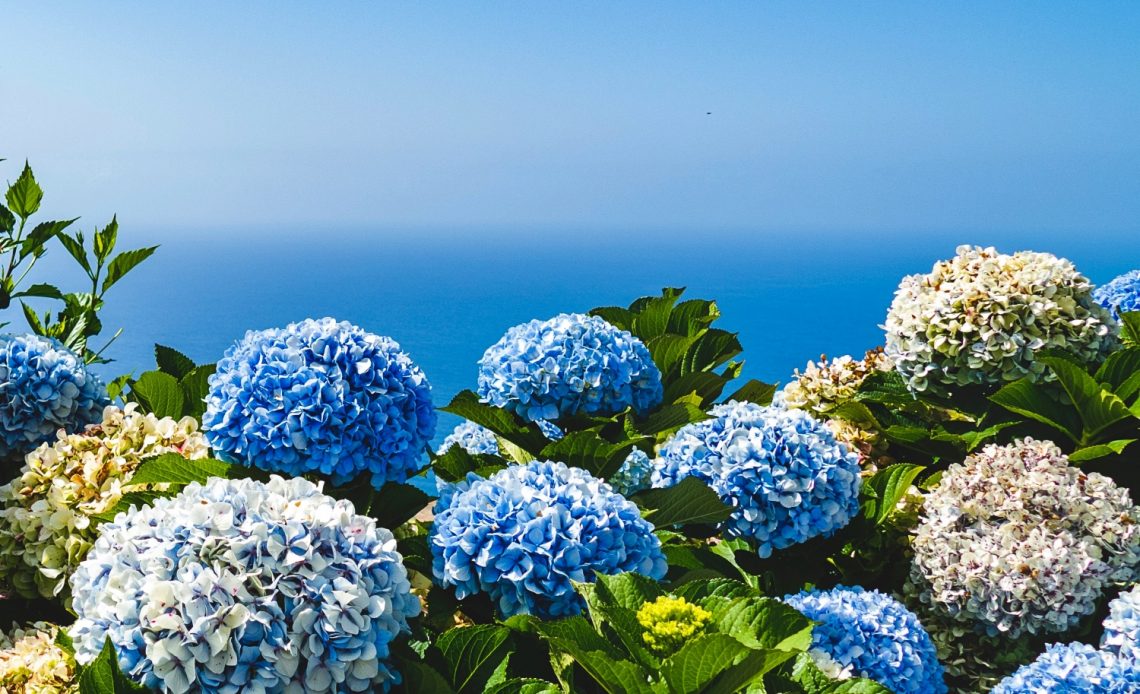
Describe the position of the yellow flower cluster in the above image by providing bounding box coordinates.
[0,622,76,694]
[0,404,209,600]
[636,595,712,655]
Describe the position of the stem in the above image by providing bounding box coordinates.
[5,217,26,282]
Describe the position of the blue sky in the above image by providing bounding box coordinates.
[3,2,1139,234]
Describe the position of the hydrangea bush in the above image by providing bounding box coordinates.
[477,313,663,422]
[1095,269,1140,318]
[69,475,420,693]
[783,585,947,694]
[652,401,862,557]
[203,318,436,488]
[884,246,1118,393]
[0,334,108,460]
[910,438,1140,638]
[430,459,667,618]
[0,404,209,600]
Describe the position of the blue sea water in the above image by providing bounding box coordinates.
[29,227,1140,444]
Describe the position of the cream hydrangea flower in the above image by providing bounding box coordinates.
[0,404,208,600]
[884,246,1118,394]
[0,622,76,693]
[909,438,1140,639]
[780,348,895,473]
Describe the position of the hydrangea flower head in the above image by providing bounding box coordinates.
[651,402,861,558]
[1101,585,1140,660]
[637,595,712,655]
[991,643,1140,694]
[0,622,76,693]
[203,318,436,488]
[910,438,1140,638]
[430,459,667,618]
[884,246,1118,393]
[69,475,420,693]
[477,313,663,422]
[0,404,209,600]
[1095,270,1140,319]
[0,334,108,459]
[783,585,947,694]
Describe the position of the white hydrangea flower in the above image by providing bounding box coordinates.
[884,246,1118,394]
[0,622,76,693]
[0,404,209,600]
[909,438,1140,639]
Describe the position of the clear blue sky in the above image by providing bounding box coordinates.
[3,2,1139,234]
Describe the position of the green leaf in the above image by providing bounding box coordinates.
[0,203,14,233]
[681,329,742,377]
[990,377,1082,442]
[20,219,76,259]
[590,306,635,330]
[437,625,516,694]
[540,430,637,478]
[703,646,801,694]
[647,333,701,379]
[94,216,118,262]
[55,627,76,656]
[126,452,232,486]
[660,633,754,694]
[545,641,656,694]
[828,401,881,431]
[673,578,756,603]
[21,301,45,334]
[103,246,158,293]
[958,420,1019,452]
[1096,347,1140,393]
[635,403,709,437]
[14,282,65,300]
[668,299,719,336]
[664,372,731,407]
[180,364,216,420]
[781,652,893,694]
[397,533,433,577]
[1120,312,1140,347]
[853,370,914,407]
[709,596,814,653]
[78,637,147,693]
[6,162,43,219]
[368,482,431,528]
[1069,439,1137,463]
[398,658,459,694]
[633,477,733,527]
[441,390,549,452]
[485,678,561,694]
[861,463,924,525]
[57,231,93,275]
[431,443,507,483]
[591,571,664,610]
[130,371,184,418]
[1040,355,1132,441]
[155,344,195,378]
[576,582,659,669]
[631,292,682,340]
[724,379,778,406]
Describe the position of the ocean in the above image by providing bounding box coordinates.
[33,227,1139,444]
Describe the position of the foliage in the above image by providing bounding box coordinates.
[1,160,155,363]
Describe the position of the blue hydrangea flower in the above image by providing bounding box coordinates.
[69,475,420,693]
[1101,585,1140,661]
[1095,270,1140,319]
[203,318,436,488]
[784,586,947,694]
[0,334,107,459]
[477,313,663,422]
[609,448,653,496]
[992,643,1140,694]
[652,401,861,558]
[438,421,501,456]
[430,459,667,618]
